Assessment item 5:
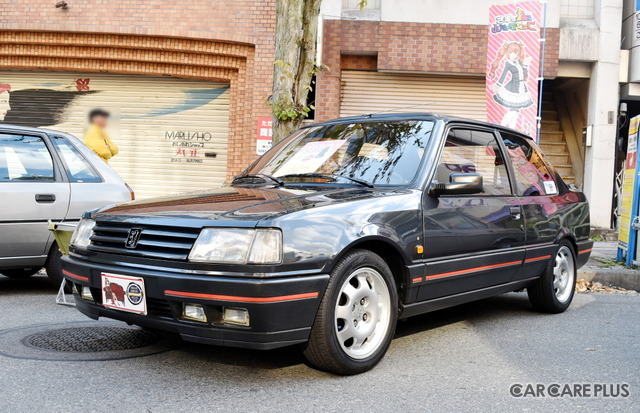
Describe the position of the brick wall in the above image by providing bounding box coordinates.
[0,0,276,179]
[317,19,560,121]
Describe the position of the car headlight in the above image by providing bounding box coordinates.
[188,228,282,264]
[70,218,96,250]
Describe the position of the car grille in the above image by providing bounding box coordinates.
[88,221,201,260]
[146,298,175,319]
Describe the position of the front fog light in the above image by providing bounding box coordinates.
[81,286,93,300]
[183,303,207,322]
[223,307,249,326]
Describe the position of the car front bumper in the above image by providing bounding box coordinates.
[62,255,329,350]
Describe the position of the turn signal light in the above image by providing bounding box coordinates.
[125,183,135,200]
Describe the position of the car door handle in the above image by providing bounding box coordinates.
[509,206,521,220]
[35,194,56,203]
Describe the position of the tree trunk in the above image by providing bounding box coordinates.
[271,0,322,142]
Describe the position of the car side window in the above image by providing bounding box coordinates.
[435,128,512,196]
[51,136,102,183]
[500,132,558,196]
[0,133,54,182]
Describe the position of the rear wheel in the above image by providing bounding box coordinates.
[303,249,398,375]
[527,240,576,313]
[1,267,41,279]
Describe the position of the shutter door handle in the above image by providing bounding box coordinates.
[35,194,56,203]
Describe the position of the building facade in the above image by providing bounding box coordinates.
[0,0,275,198]
[317,0,623,229]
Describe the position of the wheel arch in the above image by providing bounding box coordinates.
[327,237,410,298]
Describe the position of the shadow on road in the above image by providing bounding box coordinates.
[394,292,536,339]
[0,274,56,296]
[169,293,537,372]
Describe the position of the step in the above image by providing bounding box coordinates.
[542,101,556,111]
[546,153,570,164]
[540,120,561,131]
[554,165,573,176]
[542,110,558,120]
[540,131,565,142]
[539,142,567,153]
[562,175,576,185]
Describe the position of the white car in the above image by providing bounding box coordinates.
[0,124,133,285]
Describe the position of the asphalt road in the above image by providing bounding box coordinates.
[0,274,638,413]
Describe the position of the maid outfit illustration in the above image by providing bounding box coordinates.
[489,42,534,132]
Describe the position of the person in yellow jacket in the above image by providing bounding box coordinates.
[83,109,119,163]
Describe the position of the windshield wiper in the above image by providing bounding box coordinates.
[279,173,374,188]
[232,173,284,186]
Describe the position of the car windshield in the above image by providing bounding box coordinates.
[244,120,435,186]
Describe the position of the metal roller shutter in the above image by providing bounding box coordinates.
[0,71,230,199]
[339,71,486,121]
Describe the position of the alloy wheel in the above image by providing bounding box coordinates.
[553,246,575,303]
[334,267,391,360]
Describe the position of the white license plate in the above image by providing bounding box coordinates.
[101,273,147,315]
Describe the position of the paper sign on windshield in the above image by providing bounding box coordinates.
[275,140,346,177]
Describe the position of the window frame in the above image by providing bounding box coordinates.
[0,129,66,184]
[497,129,560,197]
[434,124,517,198]
[49,134,104,184]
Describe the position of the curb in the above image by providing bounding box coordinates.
[578,267,640,291]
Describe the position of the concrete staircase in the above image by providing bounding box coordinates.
[538,93,575,185]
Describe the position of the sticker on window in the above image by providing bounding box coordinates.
[543,180,557,195]
[274,140,346,177]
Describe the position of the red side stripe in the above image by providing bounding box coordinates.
[525,255,552,263]
[164,290,319,303]
[579,248,592,254]
[425,260,522,281]
[412,277,423,283]
[62,269,89,282]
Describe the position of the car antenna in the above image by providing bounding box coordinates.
[361,102,437,118]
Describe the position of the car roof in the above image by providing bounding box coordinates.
[303,113,534,140]
[0,123,79,138]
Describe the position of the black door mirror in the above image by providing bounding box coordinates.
[430,173,483,196]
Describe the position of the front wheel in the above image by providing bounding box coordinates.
[527,240,576,313]
[303,249,398,375]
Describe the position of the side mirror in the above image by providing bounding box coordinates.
[430,173,483,196]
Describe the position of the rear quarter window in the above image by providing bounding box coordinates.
[51,136,102,183]
[500,132,558,196]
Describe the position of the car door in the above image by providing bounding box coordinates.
[498,131,563,281]
[49,134,109,221]
[0,132,71,261]
[417,125,525,301]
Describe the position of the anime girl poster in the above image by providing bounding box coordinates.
[486,1,542,138]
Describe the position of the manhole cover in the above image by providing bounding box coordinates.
[0,321,182,361]
[25,327,160,352]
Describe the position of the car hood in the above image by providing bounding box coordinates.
[95,185,405,222]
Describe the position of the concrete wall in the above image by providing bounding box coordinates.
[321,0,560,27]
[583,0,623,228]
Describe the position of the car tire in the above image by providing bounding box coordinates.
[303,249,398,375]
[45,244,69,291]
[527,240,576,313]
[1,267,41,279]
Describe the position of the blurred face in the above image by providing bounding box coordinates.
[92,114,108,128]
[0,91,10,121]
[508,50,518,61]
